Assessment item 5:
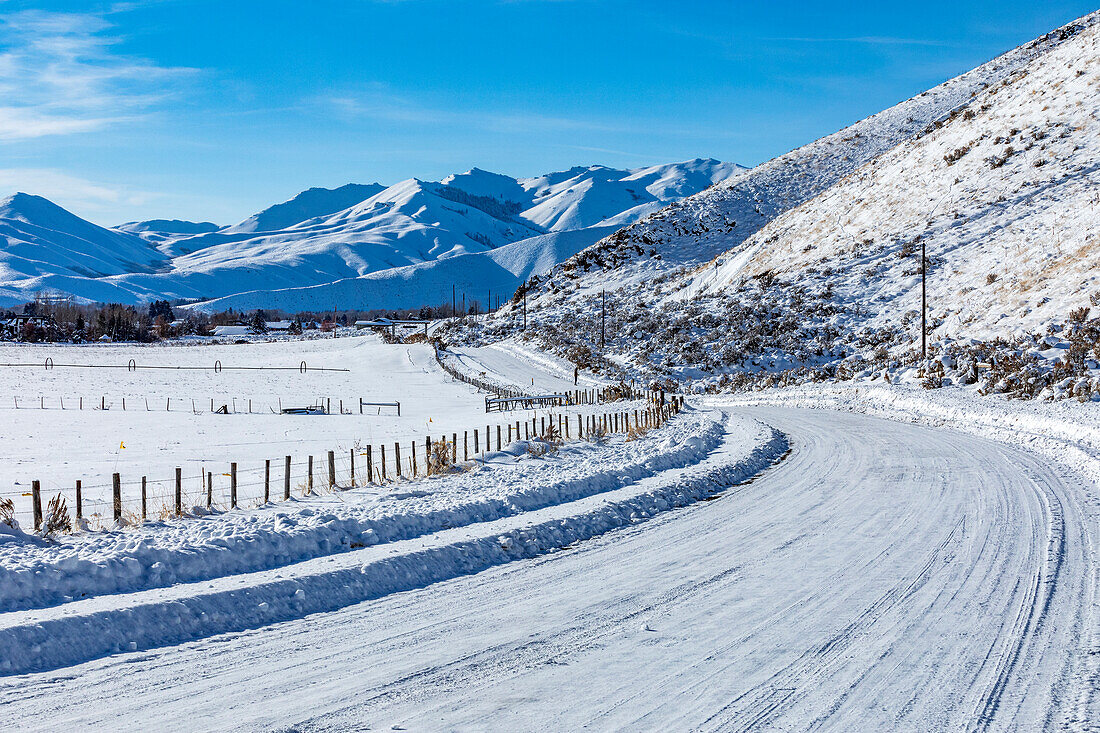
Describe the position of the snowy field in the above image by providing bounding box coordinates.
[0,334,598,525]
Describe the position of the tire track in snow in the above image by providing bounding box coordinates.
[0,408,1091,732]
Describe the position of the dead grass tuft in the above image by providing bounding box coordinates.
[0,497,15,528]
[42,494,72,536]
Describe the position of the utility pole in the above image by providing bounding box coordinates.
[452,284,456,322]
[522,281,527,331]
[921,240,927,361]
[601,290,606,348]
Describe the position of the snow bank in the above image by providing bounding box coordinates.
[1,408,724,613]
[0,411,786,675]
[719,382,1100,490]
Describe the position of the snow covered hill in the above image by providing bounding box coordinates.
[0,194,167,305]
[115,220,222,256]
[520,12,1098,307]
[0,160,737,310]
[450,10,1100,400]
[692,15,1100,343]
[220,182,386,235]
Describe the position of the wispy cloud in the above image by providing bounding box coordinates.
[0,9,197,141]
[0,167,164,218]
[316,85,632,135]
[763,35,952,47]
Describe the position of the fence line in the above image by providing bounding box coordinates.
[14,395,686,532]
[0,358,348,373]
[434,347,529,398]
[4,395,399,415]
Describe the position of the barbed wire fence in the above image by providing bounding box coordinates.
[7,395,684,532]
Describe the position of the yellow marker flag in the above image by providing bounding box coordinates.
[119,441,126,450]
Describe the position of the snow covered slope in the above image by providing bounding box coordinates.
[522,13,1098,307]
[688,15,1100,343]
[186,225,620,314]
[0,194,167,303]
[220,183,385,235]
[0,160,737,310]
[115,220,221,256]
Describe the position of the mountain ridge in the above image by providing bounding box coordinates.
[0,159,739,309]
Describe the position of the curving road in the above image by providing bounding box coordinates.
[1,407,1094,731]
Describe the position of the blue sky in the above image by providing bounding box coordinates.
[0,0,1095,225]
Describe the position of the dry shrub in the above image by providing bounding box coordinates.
[543,421,563,445]
[526,440,558,458]
[0,497,15,528]
[429,439,454,474]
[43,493,71,536]
[586,425,609,444]
[625,423,651,442]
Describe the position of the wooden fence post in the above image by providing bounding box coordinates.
[350,449,355,486]
[112,473,121,523]
[264,459,271,503]
[508,424,513,443]
[486,425,491,452]
[452,433,457,463]
[425,437,432,476]
[31,480,42,531]
[381,444,387,480]
[229,463,237,508]
[175,467,182,516]
[464,431,469,461]
[141,476,147,521]
[366,446,373,484]
[411,441,417,476]
[474,429,479,454]
[394,443,402,478]
[75,479,82,520]
[284,456,291,499]
[327,450,336,489]
[207,471,213,508]
[496,424,501,451]
[307,456,314,494]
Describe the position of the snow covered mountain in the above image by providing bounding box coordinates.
[0,193,168,305]
[0,160,739,310]
[220,183,386,235]
[454,10,1100,397]
[115,220,222,257]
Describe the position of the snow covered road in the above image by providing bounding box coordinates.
[2,406,1092,731]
